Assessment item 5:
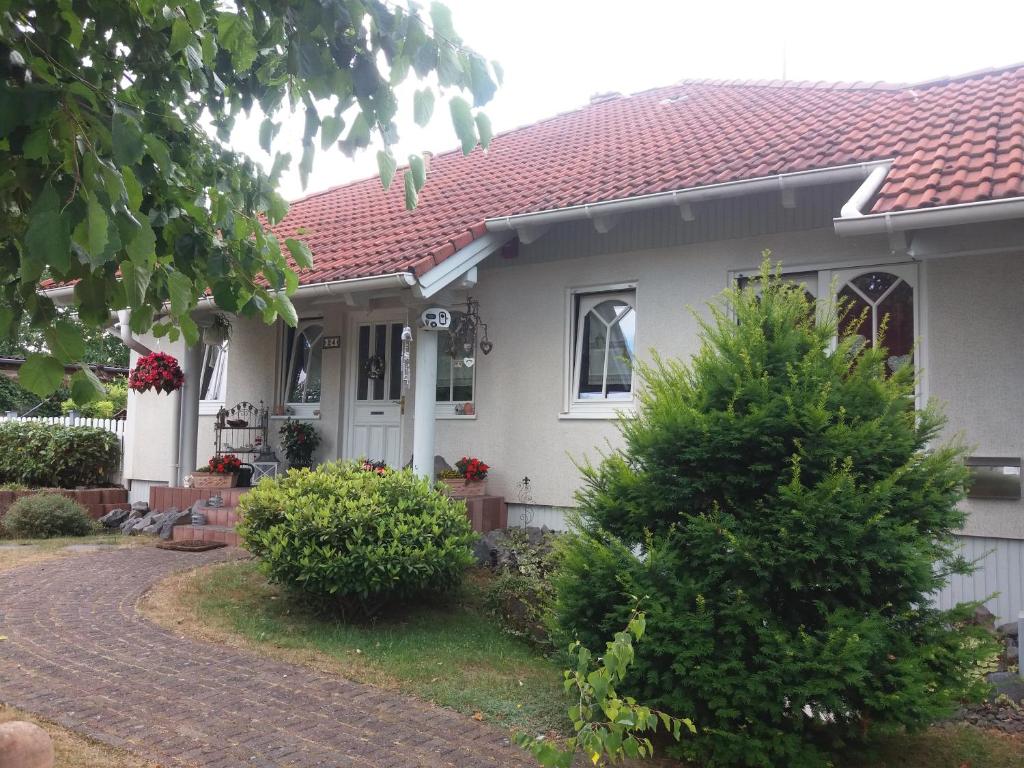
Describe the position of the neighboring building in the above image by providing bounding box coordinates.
[51,65,1024,620]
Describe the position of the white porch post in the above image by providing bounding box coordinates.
[411,328,437,484]
[177,341,204,485]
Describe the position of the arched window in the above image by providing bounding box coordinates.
[838,270,914,371]
[573,291,636,402]
[284,322,324,405]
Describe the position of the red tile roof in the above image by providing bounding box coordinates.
[274,64,1024,285]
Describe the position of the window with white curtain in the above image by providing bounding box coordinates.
[283,321,324,417]
[435,329,475,417]
[565,287,637,417]
[198,341,227,415]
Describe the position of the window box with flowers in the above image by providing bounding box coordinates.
[439,456,489,497]
[192,454,242,489]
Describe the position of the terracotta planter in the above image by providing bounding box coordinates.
[191,472,237,490]
[440,477,487,497]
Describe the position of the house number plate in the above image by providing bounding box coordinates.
[322,335,341,349]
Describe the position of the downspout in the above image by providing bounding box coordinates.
[176,341,204,486]
[839,163,891,219]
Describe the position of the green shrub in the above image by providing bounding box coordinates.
[555,260,997,768]
[238,461,476,616]
[2,493,94,538]
[0,422,120,487]
[60,378,128,419]
[483,528,562,645]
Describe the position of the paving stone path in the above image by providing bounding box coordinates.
[0,547,534,767]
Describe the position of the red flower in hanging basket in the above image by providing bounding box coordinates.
[129,352,185,394]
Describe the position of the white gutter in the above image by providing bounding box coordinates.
[485,161,893,233]
[43,270,418,308]
[835,196,1024,236]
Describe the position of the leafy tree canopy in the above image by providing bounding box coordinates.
[0,0,498,401]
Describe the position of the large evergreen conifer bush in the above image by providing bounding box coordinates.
[555,259,996,767]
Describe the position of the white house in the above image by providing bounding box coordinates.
[56,65,1024,621]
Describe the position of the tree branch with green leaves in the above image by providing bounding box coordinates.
[516,604,695,767]
[0,0,498,401]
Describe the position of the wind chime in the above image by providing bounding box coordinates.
[400,326,413,391]
[446,297,493,362]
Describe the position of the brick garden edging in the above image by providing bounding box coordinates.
[0,547,533,767]
[0,487,128,521]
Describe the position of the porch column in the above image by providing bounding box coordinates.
[411,328,438,484]
[177,341,204,485]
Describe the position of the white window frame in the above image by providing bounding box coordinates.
[282,319,324,419]
[562,282,638,420]
[198,341,228,416]
[435,330,477,419]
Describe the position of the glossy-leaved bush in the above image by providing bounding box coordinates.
[555,260,997,768]
[0,421,120,487]
[2,493,94,538]
[238,461,476,616]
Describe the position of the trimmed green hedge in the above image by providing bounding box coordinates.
[0,421,120,487]
[238,461,476,616]
[2,492,94,538]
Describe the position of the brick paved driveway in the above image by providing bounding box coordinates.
[0,547,534,767]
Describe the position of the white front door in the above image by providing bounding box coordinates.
[346,318,406,467]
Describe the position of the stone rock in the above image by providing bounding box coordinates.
[127,512,156,535]
[987,672,1024,703]
[157,507,190,540]
[130,501,150,514]
[0,720,54,768]
[472,526,558,568]
[997,621,1020,638]
[970,604,997,632]
[119,509,144,534]
[98,508,129,528]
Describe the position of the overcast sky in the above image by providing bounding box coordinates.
[234,0,1024,202]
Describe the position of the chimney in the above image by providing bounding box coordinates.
[589,91,622,104]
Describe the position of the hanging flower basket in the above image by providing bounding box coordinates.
[129,352,185,394]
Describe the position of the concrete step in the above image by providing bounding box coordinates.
[172,524,241,547]
[199,506,242,527]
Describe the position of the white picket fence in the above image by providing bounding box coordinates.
[0,415,127,482]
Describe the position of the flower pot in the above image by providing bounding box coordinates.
[441,477,486,497]
[191,472,237,490]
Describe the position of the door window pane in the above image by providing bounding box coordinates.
[372,324,386,400]
[389,323,403,400]
[356,325,370,401]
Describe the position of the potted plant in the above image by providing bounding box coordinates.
[128,351,185,394]
[192,454,242,489]
[440,456,490,497]
[279,420,320,469]
[203,313,232,346]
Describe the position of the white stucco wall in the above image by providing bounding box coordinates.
[434,226,897,507]
[925,253,1024,539]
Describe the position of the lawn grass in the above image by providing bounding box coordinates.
[142,560,569,736]
[842,724,1024,767]
[144,561,1024,768]
[0,532,146,573]
[0,704,157,768]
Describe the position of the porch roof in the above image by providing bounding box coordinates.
[272,63,1024,287]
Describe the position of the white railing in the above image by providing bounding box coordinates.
[0,415,127,482]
